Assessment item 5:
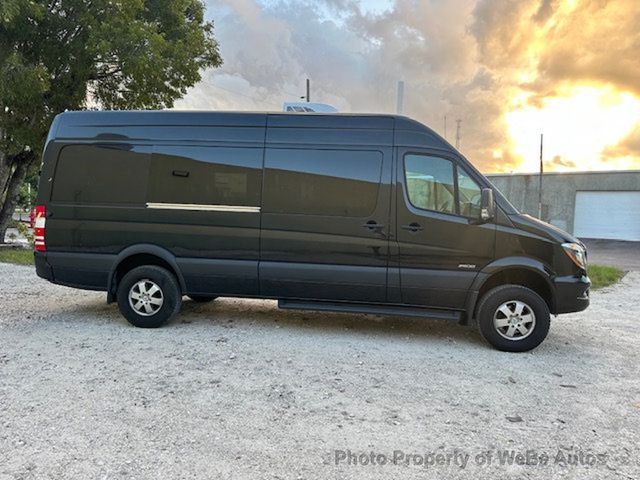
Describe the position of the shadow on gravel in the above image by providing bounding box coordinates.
[181,297,484,347]
[53,296,486,348]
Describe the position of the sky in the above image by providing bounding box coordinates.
[175,0,640,173]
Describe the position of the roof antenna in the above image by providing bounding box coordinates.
[396,80,405,114]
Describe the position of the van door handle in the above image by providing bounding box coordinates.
[362,220,385,232]
[401,222,423,233]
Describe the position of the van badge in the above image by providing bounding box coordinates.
[458,264,476,269]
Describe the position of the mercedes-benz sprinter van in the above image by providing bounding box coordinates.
[34,111,590,351]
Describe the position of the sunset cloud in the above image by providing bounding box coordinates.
[176,0,640,173]
[603,125,640,160]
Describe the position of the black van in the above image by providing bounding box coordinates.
[34,111,590,351]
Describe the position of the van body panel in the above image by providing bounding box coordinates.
[44,115,266,298]
[260,118,393,302]
[267,114,393,130]
[177,258,258,296]
[45,251,115,290]
[266,128,393,146]
[260,262,387,302]
[56,125,266,144]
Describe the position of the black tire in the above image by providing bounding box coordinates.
[116,265,182,328]
[188,295,218,303]
[477,285,550,352]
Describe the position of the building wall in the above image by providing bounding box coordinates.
[487,171,640,234]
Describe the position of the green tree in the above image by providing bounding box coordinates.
[0,0,222,240]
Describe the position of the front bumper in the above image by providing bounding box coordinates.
[554,274,590,314]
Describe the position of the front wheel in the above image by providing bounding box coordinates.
[477,285,550,352]
[117,265,182,328]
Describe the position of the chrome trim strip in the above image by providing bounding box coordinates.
[146,202,260,213]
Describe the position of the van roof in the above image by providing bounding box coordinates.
[55,110,422,128]
[51,110,453,151]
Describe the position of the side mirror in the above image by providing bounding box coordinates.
[480,188,495,222]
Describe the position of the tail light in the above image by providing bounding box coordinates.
[34,205,46,252]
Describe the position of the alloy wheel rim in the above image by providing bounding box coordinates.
[128,279,164,316]
[493,300,536,341]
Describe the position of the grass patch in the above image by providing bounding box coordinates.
[0,247,34,266]
[589,264,624,290]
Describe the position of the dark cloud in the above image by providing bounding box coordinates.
[531,0,558,23]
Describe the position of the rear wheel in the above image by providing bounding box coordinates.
[188,295,218,303]
[477,285,550,352]
[117,265,182,328]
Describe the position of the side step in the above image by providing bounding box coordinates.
[278,299,461,321]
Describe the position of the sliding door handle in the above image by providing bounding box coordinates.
[401,222,423,233]
[362,220,385,232]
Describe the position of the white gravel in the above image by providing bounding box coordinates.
[0,262,638,480]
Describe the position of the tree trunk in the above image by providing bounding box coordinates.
[0,154,12,198]
[0,159,28,243]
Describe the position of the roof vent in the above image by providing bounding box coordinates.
[283,102,338,113]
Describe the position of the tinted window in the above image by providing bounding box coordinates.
[404,154,455,214]
[51,144,150,204]
[148,146,262,206]
[458,167,482,218]
[263,148,382,216]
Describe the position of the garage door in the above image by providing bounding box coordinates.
[574,191,640,241]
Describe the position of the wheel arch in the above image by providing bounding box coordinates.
[107,244,186,303]
[465,256,556,322]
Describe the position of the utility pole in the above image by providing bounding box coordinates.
[538,133,544,219]
[396,80,405,114]
[444,115,447,140]
[305,78,310,102]
[455,119,462,150]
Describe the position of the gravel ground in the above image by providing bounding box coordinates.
[1,263,639,480]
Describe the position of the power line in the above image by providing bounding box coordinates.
[199,80,255,100]
[200,79,304,103]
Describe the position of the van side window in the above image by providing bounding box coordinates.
[147,146,262,207]
[457,167,482,218]
[263,148,382,217]
[51,144,150,205]
[404,154,455,214]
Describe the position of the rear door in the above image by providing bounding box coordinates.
[395,149,495,308]
[259,118,393,302]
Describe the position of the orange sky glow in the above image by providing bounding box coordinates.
[496,0,640,172]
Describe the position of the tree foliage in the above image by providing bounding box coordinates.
[0,0,222,239]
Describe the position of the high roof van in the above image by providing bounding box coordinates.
[34,111,590,351]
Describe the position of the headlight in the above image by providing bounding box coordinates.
[562,242,587,269]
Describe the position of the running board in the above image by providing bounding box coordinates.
[278,299,461,321]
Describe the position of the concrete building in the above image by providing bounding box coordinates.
[487,170,640,241]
